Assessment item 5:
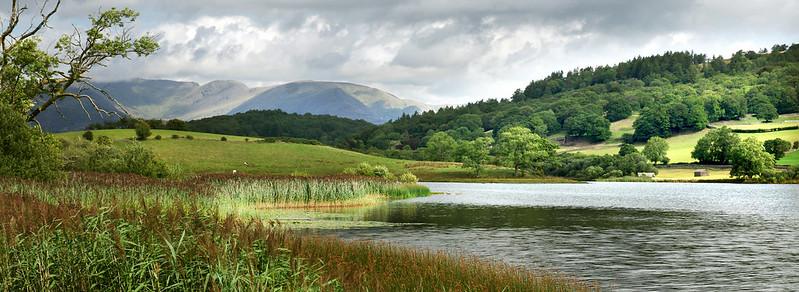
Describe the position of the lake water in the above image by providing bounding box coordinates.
[326,182,799,290]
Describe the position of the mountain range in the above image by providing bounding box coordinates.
[36,79,430,132]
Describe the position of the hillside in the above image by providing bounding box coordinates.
[355,43,799,165]
[230,81,429,124]
[561,113,799,165]
[55,129,408,175]
[37,79,428,132]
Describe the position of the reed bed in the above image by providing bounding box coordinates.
[0,173,596,290]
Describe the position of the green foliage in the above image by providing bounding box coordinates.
[543,152,656,178]
[96,135,113,146]
[564,112,611,142]
[794,141,799,149]
[134,120,151,140]
[398,172,419,183]
[763,138,792,159]
[186,110,375,147]
[82,131,94,141]
[605,97,633,122]
[186,135,194,140]
[495,126,557,176]
[171,134,180,139]
[220,136,228,142]
[691,127,740,164]
[459,136,494,176]
[154,135,162,140]
[633,105,671,142]
[729,137,776,178]
[423,132,458,161]
[643,137,670,165]
[165,118,187,130]
[618,143,639,156]
[753,101,779,122]
[0,104,62,180]
[343,163,395,180]
[62,140,172,178]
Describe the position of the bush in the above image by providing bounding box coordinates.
[82,131,94,141]
[221,136,227,141]
[186,135,194,140]
[135,120,151,141]
[62,140,172,178]
[96,136,113,146]
[155,135,162,140]
[245,138,249,142]
[172,134,180,139]
[398,172,419,183]
[795,141,799,150]
[0,103,62,180]
[343,162,395,179]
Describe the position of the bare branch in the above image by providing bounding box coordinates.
[83,81,131,117]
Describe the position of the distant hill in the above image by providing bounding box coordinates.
[35,79,428,132]
[230,81,429,124]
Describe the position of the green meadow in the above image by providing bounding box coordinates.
[562,114,799,166]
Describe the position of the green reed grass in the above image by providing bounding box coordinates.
[0,173,595,291]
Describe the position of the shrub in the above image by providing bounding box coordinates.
[221,136,228,141]
[343,163,395,179]
[172,134,180,139]
[0,103,62,180]
[62,141,172,178]
[96,136,113,146]
[154,135,162,140]
[186,135,194,140]
[398,172,418,183]
[763,138,792,159]
[245,138,250,142]
[134,120,151,141]
[82,130,94,141]
[795,141,799,150]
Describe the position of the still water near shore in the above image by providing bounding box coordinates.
[324,182,799,290]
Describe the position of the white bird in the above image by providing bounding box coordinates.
[232,170,237,175]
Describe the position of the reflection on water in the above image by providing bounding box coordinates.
[323,182,799,290]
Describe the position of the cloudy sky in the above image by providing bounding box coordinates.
[30,0,799,105]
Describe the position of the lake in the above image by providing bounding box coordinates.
[325,182,799,290]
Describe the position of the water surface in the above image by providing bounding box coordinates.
[327,182,799,290]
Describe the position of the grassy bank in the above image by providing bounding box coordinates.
[0,173,593,291]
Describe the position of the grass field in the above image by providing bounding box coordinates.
[562,114,799,165]
[654,167,733,181]
[57,129,411,176]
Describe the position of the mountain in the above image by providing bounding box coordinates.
[230,81,428,124]
[35,79,426,132]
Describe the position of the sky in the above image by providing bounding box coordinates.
[22,0,799,105]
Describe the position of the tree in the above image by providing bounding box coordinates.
[459,137,494,176]
[495,126,557,176]
[0,2,158,122]
[763,138,792,159]
[753,101,779,122]
[618,143,639,156]
[633,106,671,142]
[730,137,775,179]
[563,112,612,142]
[165,119,187,130]
[82,130,94,141]
[135,120,151,141]
[0,103,62,180]
[605,97,633,122]
[423,132,457,161]
[642,137,669,165]
[691,127,740,164]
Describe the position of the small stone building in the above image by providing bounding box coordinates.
[694,169,710,177]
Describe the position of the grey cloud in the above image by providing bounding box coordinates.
[30,0,799,104]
